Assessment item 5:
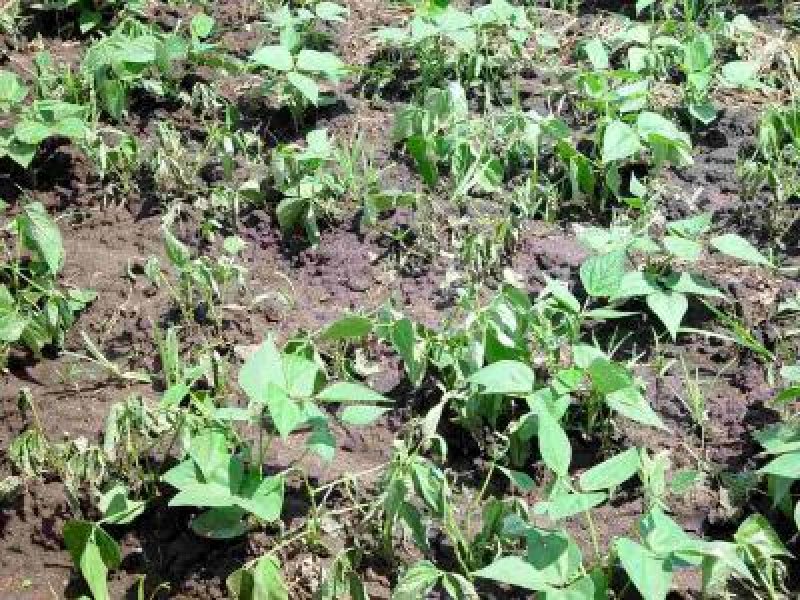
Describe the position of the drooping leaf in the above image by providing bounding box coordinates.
[19,202,64,275]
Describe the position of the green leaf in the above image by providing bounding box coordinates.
[636,111,692,166]
[170,483,235,508]
[307,426,336,462]
[63,521,120,600]
[0,70,27,108]
[6,139,37,167]
[689,101,717,125]
[663,272,724,298]
[758,452,800,479]
[498,466,536,491]
[239,475,284,522]
[580,250,626,297]
[473,556,549,591]
[734,514,790,557]
[191,506,248,539]
[710,233,770,266]
[98,485,146,525]
[340,405,390,425]
[317,381,388,404]
[51,116,87,139]
[19,202,64,275]
[393,561,441,599]
[583,38,609,70]
[441,573,478,600]
[616,538,672,600]
[640,508,692,556]
[534,491,607,520]
[646,290,688,340]
[14,120,51,145]
[588,358,632,395]
[602,120,641,163]
[542,571,606,599]
[543,278,581,312]
[275,195,307,234]
[667,213,712,238]
[405,134,438,187]
[250,45,293,71]
[79,536,111,600]
[390,317,426,387]
[163,228,190,268]
[0,312,27,342]
[228,555,289,600]
[319,314,372,341]
[287,71,320,105]
[295,49,345,78]
[525,528,583,587]
[685,32,714,72]
[636,111,689,146]
[669,469,701,494]
[190,13,215,39]
[538,411,571,477]
[265,383,305,438]
[238,336,285,405]
[188,430,229,481]
[720,61,759,88]
[611,270,661,300]
[579,448,640,491]
[606,386,667,430]
[469,360,535,395]
[663,236,702,261]
[316,1,349,22]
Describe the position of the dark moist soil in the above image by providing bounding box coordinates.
[1,1,799,599]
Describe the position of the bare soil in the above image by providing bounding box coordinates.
[1,1,798,599]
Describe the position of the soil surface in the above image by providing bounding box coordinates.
[1,1,798,599]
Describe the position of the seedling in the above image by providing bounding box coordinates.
[0,202,95,363]
[0,70,89,167]
[249,4,348,124]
